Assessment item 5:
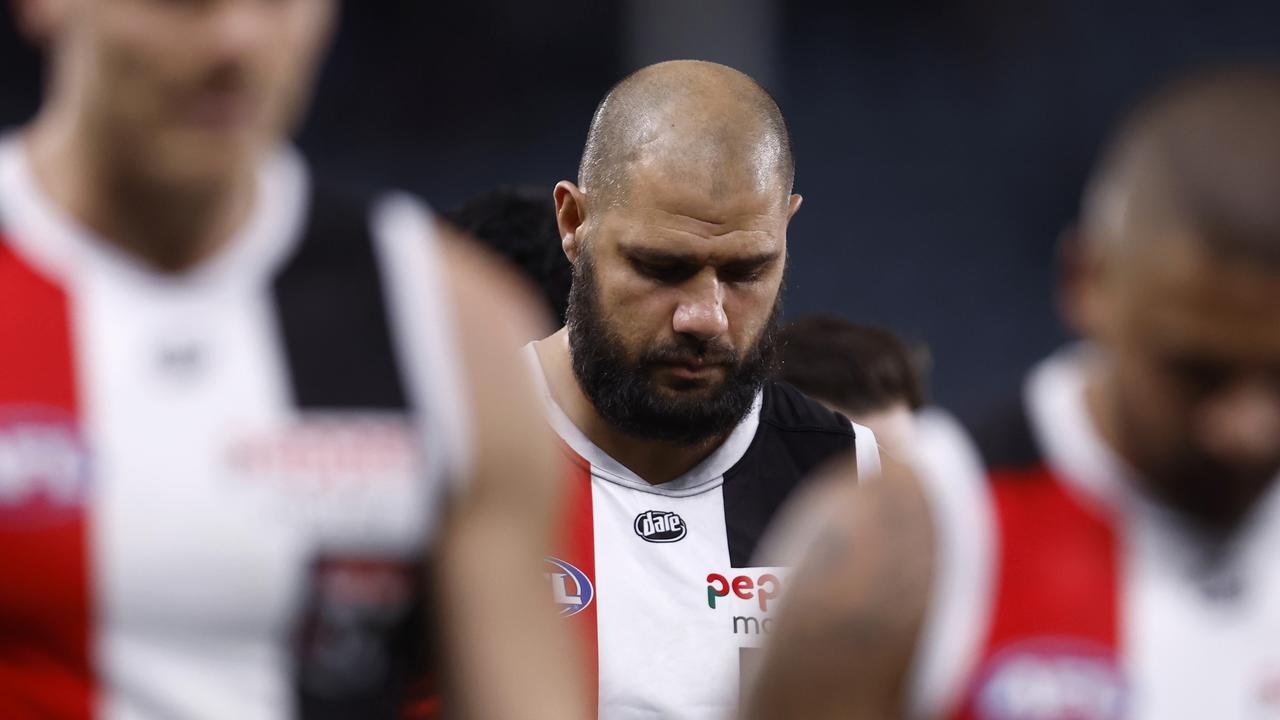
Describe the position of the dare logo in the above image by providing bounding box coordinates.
[545,557,594,617]
[633,510,687,543]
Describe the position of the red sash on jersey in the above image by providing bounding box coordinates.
[953,463,1123,720]
[553,444,600,714]
[0,238,94,718]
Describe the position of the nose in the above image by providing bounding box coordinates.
[672,270,729,341]
[1196,379,1280,468]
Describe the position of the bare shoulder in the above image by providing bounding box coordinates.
[433,220,559,500]
[435,220,552,344]
[744,454,935,720]
[428,222,587,720]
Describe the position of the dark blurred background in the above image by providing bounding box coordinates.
[4,0,1279,422]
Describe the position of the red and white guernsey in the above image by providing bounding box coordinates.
[909,347,1280,720]
[527,350,881,720]
[0,136,468,719]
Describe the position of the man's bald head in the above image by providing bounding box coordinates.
[1083,64,1280,266]
[1070,64,1280,533]
[578,60,794,209]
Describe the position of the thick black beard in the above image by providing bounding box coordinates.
[1115,397,1280,536]
[566,251,780,447]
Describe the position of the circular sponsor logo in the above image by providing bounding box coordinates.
[974,637,1126,720]
[545,556,594,617]
[0,404,91,529]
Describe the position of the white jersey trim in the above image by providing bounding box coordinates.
[372,194,472,495]
[905,409,997,720]
[0,133,308,290]
[1026,344,1138,513]
[850,420,881,481]
[522,343,763,497]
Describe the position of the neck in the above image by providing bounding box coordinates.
[24,112,255,273]
[533,329,730,485]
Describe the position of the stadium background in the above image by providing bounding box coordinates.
[3,0,1278,423]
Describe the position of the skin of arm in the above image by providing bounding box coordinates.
[742,454,935,720]
[431,227,589,720]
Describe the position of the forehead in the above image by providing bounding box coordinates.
[596,167,789,260]
[1122,233,1280,359]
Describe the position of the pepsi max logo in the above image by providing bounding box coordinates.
[545,557,594,617]
[974,637,1125,720]
[634,510,686,543]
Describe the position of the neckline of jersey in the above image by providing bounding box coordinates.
[1028,342,1280,609]
[0,132,309,291]
[1024,343,1143,515]
[522,344,763,497]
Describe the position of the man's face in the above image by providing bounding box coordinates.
[45,0,336,185]
[1082,230,1280,528]
[565,170,796,446]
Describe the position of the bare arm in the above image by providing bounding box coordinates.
[743,454,935,720]
[433,227,588,720]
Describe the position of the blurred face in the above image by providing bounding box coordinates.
[563,169,798,446]
[43,0,336,185]
[1080,231,1280,528]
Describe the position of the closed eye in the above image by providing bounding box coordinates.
[719,260,771,284]
[633,259,699,284]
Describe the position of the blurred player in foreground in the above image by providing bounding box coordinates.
[448,186,572,330]
[0,1,581,718]
[526,60,880,719]
[778,314,928,457]
[745,65,1280,720]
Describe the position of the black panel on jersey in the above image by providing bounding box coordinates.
[293,558,429,720]
[271,182,423,719]
[969,394,1043,471]
[721,382,858,568]
[272,183,408,410]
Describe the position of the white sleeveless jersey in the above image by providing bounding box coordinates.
[527,348,881,720]
[909,347,1280,720]
[0,136,467,719]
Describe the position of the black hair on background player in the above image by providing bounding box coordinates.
[777,314,928,416]
[447,186,572,325]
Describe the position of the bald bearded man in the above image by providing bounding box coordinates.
[745,65,1280,720]
[526,61,881,719]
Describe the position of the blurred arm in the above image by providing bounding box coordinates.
[433,225,587,720]
[742,454,934,720]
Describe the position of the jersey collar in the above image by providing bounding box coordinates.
[523,344,763,496]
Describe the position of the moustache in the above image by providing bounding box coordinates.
[639,340,740,369]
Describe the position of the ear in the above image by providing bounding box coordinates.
[554,180,587,265]
[786,193,803,222]
[1058,225,1107,339]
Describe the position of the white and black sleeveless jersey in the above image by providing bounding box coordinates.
[526,349,880,719]
[0,135,466,719]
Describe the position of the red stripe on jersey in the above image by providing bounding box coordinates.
[0,238,94,719]
[556,445,598,715]
[955,465,1121,720]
